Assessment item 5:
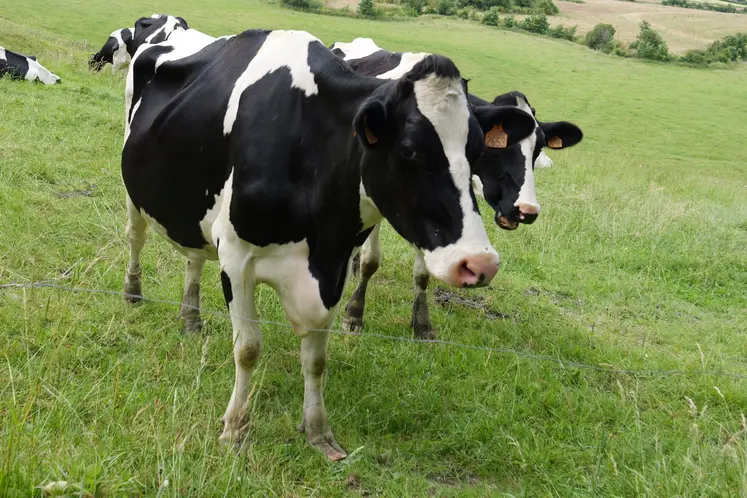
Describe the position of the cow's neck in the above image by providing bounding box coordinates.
[309,72,390,233]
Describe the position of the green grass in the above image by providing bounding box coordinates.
[1,1,746,495]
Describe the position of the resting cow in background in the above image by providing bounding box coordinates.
[0,46,60,84]
[89,14,190,72]
[330,38,584,337]
[122,28,535,460]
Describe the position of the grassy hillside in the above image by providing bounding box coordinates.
[1,1,746,495]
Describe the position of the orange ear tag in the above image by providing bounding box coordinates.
[364,114,378,145]
[485,124,508,149]
[548,136,563,148]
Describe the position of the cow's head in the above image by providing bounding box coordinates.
[25,56,61,85]
[471,91,583,230]
[90,28,135,72]
[355,56,535,288]
[89,37,117,71]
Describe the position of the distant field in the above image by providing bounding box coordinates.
[1,0,746,495]
[554,0,747,52]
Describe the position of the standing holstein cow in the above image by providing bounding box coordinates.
[0,46,60,84]
[122,28,536,460]
[89,14,191,72]
[330,38,583,337]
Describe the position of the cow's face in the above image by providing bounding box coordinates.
[89,36,118,71]
[25,57,60,85]
[472,92,583,230]
[355,56,534,288]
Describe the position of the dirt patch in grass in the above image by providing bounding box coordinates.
[434,288,512,320]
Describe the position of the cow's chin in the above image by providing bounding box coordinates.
[495,212,519,231]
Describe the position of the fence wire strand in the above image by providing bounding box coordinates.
[2,281,746,381]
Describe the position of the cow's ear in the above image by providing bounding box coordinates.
[538,121,583,149]
[354,99,388,148]
[29,55,37,61]
[473,105,535,149]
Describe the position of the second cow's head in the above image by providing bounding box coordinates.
[471,91,583,230]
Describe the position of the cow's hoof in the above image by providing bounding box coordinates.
[218,428,246,449]
[341,314,362,334]
[412,321,436,340]
[307,431,347,462]
[124,279,142,303]
[181,312,203,333]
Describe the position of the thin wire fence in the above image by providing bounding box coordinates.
[2,281,746,381]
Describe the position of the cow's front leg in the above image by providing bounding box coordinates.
[411,250,436,339]
[218,260,261,448]
[180,257,205,333]
[342,224,381,333]
[297,327,346,461]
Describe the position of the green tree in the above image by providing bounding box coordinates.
[519,13,549,34]
[482,6,500,24]
[358,0,377,16]
[630,21,669,61]
[584,23,616,52]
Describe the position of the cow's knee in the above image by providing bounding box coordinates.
[238,342,261,370]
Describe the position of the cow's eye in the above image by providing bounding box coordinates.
[401,148,417,160]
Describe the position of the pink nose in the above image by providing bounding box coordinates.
[516,202,540,215]
[451,253,500,288]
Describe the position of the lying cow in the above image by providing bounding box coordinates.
[330,38,583,337]
[89,14,190,72]
[0,46,60,84]
[122,28,535,460]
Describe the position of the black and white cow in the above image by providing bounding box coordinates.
[122,28,536,460]
[330,38,583,337]
[0,46,60,84]
[89,14,191,72]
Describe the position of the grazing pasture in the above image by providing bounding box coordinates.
[1,0,746,495]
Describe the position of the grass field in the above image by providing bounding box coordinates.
[1,0,747,495]
[554,0,747,53]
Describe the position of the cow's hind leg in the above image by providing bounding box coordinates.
[180,258,206,332]
[342,224,381,333]
[411,251,436,339]
[124,196,147,302]
[297,326,346,461]
[218,258,261,448]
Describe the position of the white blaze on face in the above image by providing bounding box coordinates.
[413,74,498,281]
[24,57,60,85]
[223,30,320,136]
[513,97,541,215]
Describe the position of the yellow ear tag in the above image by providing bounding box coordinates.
[485,124,508,149]
[364,114,378,145]
[548,136,563,149]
